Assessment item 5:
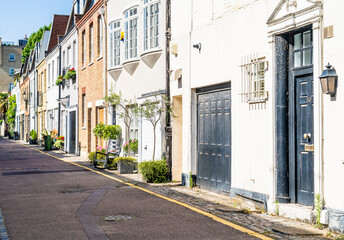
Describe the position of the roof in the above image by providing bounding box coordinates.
[47,15,69,52]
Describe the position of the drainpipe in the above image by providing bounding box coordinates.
[165,0,172,180]
[99,3,107,123]
[58,41,62,136]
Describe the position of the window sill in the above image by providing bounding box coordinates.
[122,58,140,75]
[108,66,123,80]
[140,48,162,68]
[88,62,94,67]
[81,127,86,130]
[97,56,103,61]
[81,66,86,71]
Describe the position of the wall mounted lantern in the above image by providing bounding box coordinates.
[22,91,27,101]
[319,63,338,97]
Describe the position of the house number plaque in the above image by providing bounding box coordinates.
[304,144,314,152]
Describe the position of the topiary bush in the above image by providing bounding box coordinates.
[107,156,137,169]
[139,159,169,183]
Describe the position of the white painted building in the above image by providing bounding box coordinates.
[107,0,167,162]
[170,0,344,232]
[45,45,60,133]
[59,2,83,155]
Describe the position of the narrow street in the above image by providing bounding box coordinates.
[0,138,263,240]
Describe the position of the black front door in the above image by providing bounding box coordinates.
[295,74,314,205]
[197,88,231,192]
[69,111,76,154]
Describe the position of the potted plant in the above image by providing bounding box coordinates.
[123,139,138,155]
[63,68,76,81]
[114,157,138,174]
[55,75,64,85]
[53,136,64,150]
[29,129,37,144]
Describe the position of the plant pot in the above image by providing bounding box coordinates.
[29,139,37,144]
[118,161,138,174]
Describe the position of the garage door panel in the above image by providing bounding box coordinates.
[197,89,231,192]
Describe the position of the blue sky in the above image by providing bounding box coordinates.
[0,0,73,42]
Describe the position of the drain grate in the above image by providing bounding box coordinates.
[103,215,134,221]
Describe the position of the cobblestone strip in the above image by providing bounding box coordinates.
[0,208,9,240]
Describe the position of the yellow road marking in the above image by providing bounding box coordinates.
[13,140,273,240]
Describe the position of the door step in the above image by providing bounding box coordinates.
[279,203,313,223]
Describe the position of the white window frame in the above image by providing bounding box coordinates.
[98,16,103,57]
[143,0,160,51]
[48,64,51,87]
[124,7,138,60]
[9,53,15,61]
[109,20,121,67]
[52,61,55,86]
[73,40,76,68]
[89,25,94,63]
[82,31,86,67]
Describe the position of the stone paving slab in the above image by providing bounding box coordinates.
[13,140,338,239]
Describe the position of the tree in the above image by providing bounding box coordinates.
[105,91,139,157]
[21,24,51,63]
[6,95,16,136]
[141,94,170,161]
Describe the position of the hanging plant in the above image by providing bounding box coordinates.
[63,68,76,80]
[55,75,64,85]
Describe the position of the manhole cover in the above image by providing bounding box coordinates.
[103,215,134,221]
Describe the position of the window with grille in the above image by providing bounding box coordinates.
[124,7,138,60]
[240,54,269,103]
[109,20,121,67]
[9,68,14,76]
[9,53,15,61]
[143,0,160,51]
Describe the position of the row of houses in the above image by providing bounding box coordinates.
[9,0,344,232]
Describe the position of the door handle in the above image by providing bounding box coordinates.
[303,133,311,140]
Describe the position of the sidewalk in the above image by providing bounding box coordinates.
[14,139,342,240]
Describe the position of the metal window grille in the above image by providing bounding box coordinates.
[240,54,269,103]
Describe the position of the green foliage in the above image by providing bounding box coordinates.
[88,150,106,163]
[41,128,50,137]
[108,157,137,169]
[314,194,323,229]
[274,201,280,216]
[0,93,8,103]
[55,75,64,85]
[189,171,194,188]
[29,129,37,140]
[6,95,16,127]
[139,159,169,183]
[103,125,121,140]
[104,91,140,157]
[123,139,138,153]
[63,68,76,80]
[21,24,51,63]
[93,123,106,138]
[53,139,64,149]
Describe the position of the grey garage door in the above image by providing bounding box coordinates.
[197,88,231,192]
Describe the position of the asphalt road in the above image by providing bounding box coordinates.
[0,138,261,240]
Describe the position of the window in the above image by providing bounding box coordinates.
[57,57,59,79]
[9,68,14,76]
[9,53,15,61]
[143,0,159,50]
[67,46,71,67]
[82,94,86,127]
[52,61,55,85]
[73,40,76,68]
[240,54,268,103]
[48,64,51,87]
[82,31,86,67]
[124,7,138,60]
[109,20,121,67]
[89,24,94,63]
[98,16,103,57]
[62,51,66,69]
[293,30,312,68]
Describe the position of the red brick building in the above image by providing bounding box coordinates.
[77,0,107,156]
